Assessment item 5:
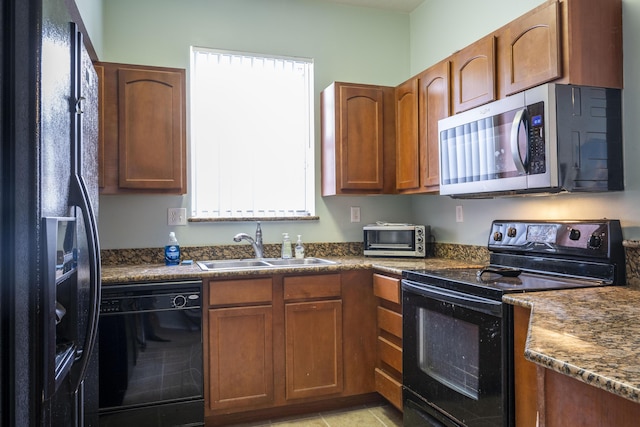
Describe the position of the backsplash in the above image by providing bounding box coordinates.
[101,243,639,288]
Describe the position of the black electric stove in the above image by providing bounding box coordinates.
[401,219,626,427]
[403,219,626,301]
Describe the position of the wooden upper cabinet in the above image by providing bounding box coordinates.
[395,79,419,191]
[499,1,560,96]
[395,60,449,194]
[497,0,622,97]
[418,61,450,191]
[321,82,396,195]
[97,62,187,194]
[557,0,622,89]
[451,35,496,114]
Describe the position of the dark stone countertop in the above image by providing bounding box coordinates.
[504,287,640,404]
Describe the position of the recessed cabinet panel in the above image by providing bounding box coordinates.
[208,306,274,410]
[118,68,185,190]
[341,86,384,191]
[452,36,496,113]
[395,79,419,190]
[418,61,450,191]
[285,300,344,400]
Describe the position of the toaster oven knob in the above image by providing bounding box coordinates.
[493,231,503,242]
[507,227,517,238]
[416,236,424,243]
[588,234,603,249]
[569,228,581,240]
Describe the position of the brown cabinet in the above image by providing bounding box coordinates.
[284,274,343,400]
[513,305,640,427]
[373,273,403,411]
[206,278,274,412]
[497,0,622,97]
[321,82,396,195]
[97,62,187,194]
[204,271,376,425]
[499,1,560,96]
[451,35,496,114]
[395,61,450,194]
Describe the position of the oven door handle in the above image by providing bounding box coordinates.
[402,280,502,317]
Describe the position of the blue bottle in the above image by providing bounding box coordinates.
[165,232,181,266]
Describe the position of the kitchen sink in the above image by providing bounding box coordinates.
[262,258,337,266]
[196,257,337,271]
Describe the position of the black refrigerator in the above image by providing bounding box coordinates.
[1,0,101,425]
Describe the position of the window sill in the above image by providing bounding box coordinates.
[188,216,320,223]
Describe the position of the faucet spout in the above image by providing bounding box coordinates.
[232,222,264,258]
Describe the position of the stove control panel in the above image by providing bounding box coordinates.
[487,220,623,258]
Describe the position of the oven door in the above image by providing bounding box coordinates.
[402,280,508,427]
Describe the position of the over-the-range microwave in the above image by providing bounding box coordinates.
[363,223,429,258]
[437,83,624,198]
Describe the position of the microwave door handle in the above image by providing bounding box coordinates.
[510,108,528,174]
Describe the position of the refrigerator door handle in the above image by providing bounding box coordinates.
[68,173,101,394]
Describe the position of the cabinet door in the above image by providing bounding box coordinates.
[339,85,385,191]
[395,78,419,191]
[418,60,450,191]
[118,67,186,191]
[501,1,560,96]
[208,306,274,410]
[452,35,496,114]
[321,82,395,195]
[285,300,343,400]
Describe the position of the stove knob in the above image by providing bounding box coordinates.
[507,227,517,238]
[493,231,503,242]
[589,234,602,249]
[569,228,581,240]
[172,294,187,308]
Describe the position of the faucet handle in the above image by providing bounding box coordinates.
[255,221,262,241]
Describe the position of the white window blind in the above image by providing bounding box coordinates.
[190,47,315,218]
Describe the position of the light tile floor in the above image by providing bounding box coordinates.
[230,403,403,426]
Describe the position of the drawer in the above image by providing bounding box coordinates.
[377,306,402,339]
[284,274,341,301]
[373,274,401,304]
[375,368,403,411]
[378,336,402,373]
[209,278,272,306]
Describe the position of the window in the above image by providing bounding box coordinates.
[190,47,315,219]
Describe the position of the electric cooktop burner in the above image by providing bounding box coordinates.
[403,219,626,301]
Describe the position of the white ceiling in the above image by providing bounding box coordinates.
[323,0,425,13]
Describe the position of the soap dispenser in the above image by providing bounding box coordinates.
[295,235,305,259]
[281,233,292,259]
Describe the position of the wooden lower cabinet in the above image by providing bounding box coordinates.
[373,272,403,411]
[514,305,640,427]
[285,300,343,399]
[204,270,377,425]
[208,306,274,410]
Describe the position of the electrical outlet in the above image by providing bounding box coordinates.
[456,205,464,223]
[168,208,187,226]
[350,206,361,223]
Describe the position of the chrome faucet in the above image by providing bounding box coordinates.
[233,221,264,258]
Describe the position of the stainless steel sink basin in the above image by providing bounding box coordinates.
[197,259,272,271]
[263,257,337,266]
[196,257,337,271]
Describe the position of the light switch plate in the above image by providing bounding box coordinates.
[350,206,361,223]
[168,208,187,226]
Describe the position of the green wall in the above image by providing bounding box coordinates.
[98,0,413,249]
[96,0,640,250]
[408,0,640,245]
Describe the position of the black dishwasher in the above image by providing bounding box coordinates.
[98,280,204,427]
